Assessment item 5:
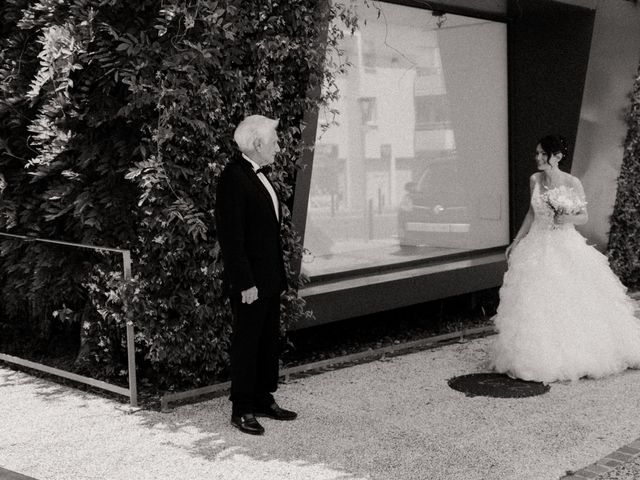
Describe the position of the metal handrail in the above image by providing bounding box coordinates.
[0,232,137,407]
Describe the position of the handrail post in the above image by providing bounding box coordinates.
[122,250,138,408]
[0,232,140,406]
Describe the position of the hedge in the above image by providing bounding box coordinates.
[608,60,640,289]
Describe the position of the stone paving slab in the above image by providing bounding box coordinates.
[556,438,640,479]
[0,467,38,480]
[596,454,640,480]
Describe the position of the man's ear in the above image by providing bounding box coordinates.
[253,137,262,152]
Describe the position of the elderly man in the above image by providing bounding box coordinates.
[215,115,297,435]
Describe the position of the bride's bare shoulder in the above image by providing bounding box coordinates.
[560,174,586,200]
[563,173,582,188]
[528,173,542,195]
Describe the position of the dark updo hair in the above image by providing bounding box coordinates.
[538,135,568,165]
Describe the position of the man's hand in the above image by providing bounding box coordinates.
[241,286,258,304]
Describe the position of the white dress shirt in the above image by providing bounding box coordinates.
[243,154,279,221]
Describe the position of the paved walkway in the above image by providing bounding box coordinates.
[2,328,640,480]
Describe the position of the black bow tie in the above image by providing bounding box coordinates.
[255,165,271,175]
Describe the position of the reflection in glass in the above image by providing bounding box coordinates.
[303,2,509,277]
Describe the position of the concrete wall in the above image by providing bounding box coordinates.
[571,0,640,250]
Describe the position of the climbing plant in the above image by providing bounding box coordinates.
[0,0,358,390]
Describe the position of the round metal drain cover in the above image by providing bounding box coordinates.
[448,373,550,398]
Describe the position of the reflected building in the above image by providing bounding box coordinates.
[303,4,509,278]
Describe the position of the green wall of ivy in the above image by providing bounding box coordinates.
[0,0,357,391]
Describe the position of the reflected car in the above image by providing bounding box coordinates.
[399,159,470,249]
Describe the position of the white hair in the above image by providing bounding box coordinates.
[233,115,279,153]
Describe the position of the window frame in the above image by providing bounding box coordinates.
[292,0,510,285]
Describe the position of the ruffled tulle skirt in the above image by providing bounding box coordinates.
[491,224,640,383]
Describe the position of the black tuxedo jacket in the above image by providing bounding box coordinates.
[215,152,287,297]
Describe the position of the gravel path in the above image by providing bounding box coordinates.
[2,335,640,480]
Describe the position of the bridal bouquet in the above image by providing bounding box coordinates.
[540,186,587,219]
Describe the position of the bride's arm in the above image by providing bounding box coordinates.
[556,177,589,226]
[507,207,534,259]
[506,175,536,260]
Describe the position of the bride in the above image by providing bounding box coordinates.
[491,135,640,383]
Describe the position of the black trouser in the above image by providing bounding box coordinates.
[229,294,281,416]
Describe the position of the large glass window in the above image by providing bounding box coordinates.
[302,2,509,278]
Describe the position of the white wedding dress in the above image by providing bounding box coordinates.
[491,181,640,383]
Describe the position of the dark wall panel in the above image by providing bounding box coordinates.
[298,252,507,328]
[507,0,595,238]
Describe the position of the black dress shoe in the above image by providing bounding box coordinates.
[231,414,265,435]
[254,403,297,421]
